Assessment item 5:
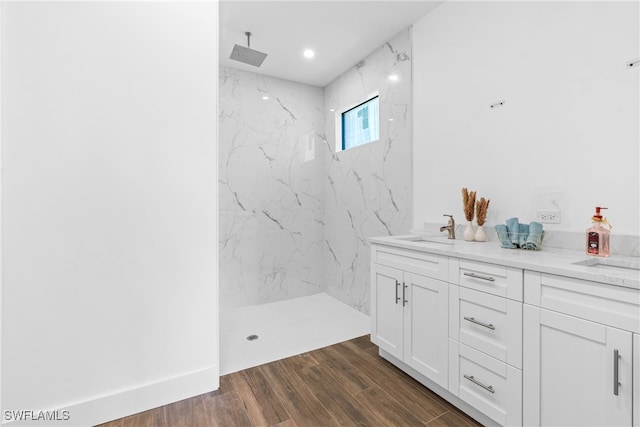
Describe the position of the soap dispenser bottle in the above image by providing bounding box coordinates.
[586,206,611,257]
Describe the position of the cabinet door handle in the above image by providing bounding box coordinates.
[402,283,408,307]
[463,374,495,394]
[395,280,401,304]
[463,316,496,330]
[463,272,495,282]
[614,349,621,396]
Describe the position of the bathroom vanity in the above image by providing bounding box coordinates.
[369,235,640,427]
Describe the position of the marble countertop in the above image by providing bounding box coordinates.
[369,235,640,290]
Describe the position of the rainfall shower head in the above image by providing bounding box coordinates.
[230,32,268,67]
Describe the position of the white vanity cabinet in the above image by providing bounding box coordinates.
[370,236,639,427]
[523,271,640,427]
[370,244,449,388]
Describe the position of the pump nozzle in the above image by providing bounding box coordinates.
[593,206,608,220]
[592,207,612,230]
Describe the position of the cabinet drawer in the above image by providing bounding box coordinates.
[449,285,522,368]
[524,271,640,333]
[449,340,522,427]
[371,245,448,281]
[451,258,523,301]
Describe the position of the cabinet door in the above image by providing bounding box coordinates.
[371,263,404,360]
[523,306,633,427]
[405,273,449,388]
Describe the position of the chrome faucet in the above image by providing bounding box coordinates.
[440,214,456,239]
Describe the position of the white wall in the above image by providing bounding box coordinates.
[413,1,639,235]
[1,2,218,425]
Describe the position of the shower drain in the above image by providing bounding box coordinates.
[246,334,259,341]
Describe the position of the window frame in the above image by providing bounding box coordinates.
[335,91,380,152]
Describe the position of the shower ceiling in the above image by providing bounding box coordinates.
[220,0,443,87]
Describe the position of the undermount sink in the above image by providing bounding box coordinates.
[572,258,640,272]
[394,235,454,245]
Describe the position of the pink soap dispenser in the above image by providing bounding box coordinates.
[586,206,612,257]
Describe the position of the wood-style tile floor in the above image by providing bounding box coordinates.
[98,335,483,427]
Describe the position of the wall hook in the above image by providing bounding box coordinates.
[626,59,640,69]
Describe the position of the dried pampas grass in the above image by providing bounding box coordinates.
[476,197,490,226]
[462,188,476,221]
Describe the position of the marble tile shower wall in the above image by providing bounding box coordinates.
[219,67,326,309]
[322,29,412,313]
[219,28,412,313]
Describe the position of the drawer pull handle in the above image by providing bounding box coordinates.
[463,374,495,394]
[464,316,496,330]
[614,349,621,396]
[463,272,495,282]
[395,280,401,304]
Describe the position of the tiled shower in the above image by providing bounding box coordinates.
[218,28,413,315]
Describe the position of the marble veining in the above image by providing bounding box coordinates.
[321,28,413,313]
[219,29,412,313]
[219,67,325,309]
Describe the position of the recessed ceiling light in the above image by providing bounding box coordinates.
[329,108,335,112]
[303,49,315,59]
[262,96,269,100]
[388,74,399,82]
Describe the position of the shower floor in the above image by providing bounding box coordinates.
[219,292,370,375]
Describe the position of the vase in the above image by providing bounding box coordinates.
[463,221,475,241]
[474,225,487,242]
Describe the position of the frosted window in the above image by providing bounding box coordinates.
[341,96,379,150]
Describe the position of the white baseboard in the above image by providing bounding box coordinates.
[2,366,219,427]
